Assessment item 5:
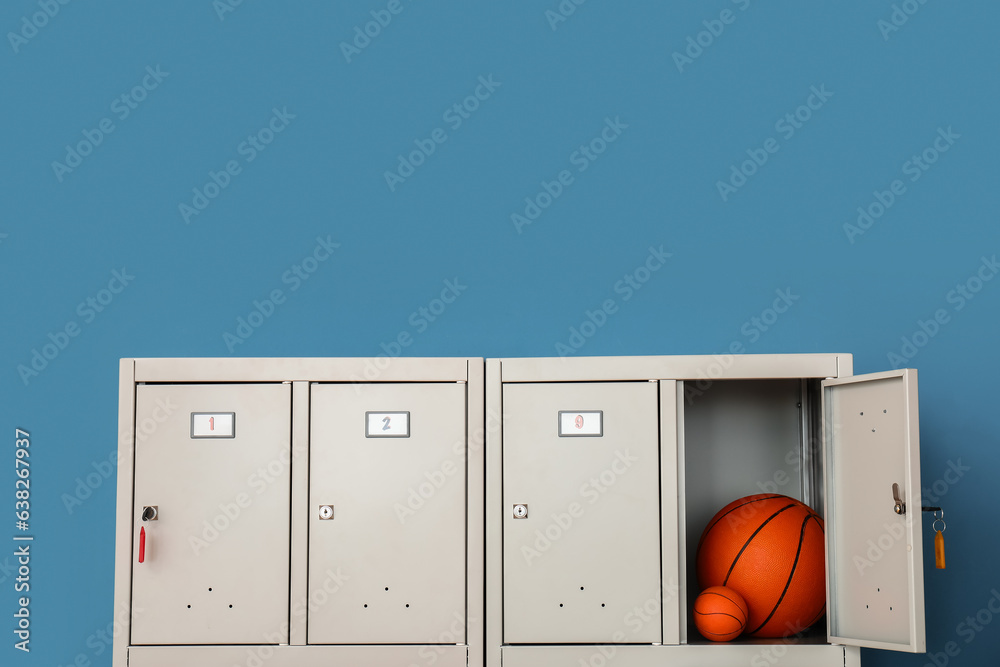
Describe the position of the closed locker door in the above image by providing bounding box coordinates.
[503,382,661,644]
[308,383,467,644]
[131,383,292,645]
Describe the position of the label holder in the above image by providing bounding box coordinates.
[190,412,236,439]
[365,411,411,438]
[558,410,603,437]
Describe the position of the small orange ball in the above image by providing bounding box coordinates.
[693,586,749,642]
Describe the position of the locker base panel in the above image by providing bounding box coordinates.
[127,644,468,667]
[500,643,860,667]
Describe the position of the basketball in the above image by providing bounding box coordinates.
[693,586,748,642]
[696,494,825,638]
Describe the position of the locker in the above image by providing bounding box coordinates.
[502,382,661,643]
[113,358,485,667]
[308,382,467,644]
[486,355,928,667]
[131,383,292,645]
[113,354,928,667]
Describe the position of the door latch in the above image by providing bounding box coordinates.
[891,483,905,515]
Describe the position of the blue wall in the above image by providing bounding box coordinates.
[1,2,997,665]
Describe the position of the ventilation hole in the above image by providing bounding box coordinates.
[559,603,564,608]
[860,411,864,416]
[364,604,368,608]
[890,607,893,611]
[872,428,876,432]
[229,604,233,608]
[187,605,191,609]
[878,588,880,592]
[405,604,410,608]
[884,409,887,413]
[601,603,606,608]
[208,588,213,592]
[580,587,585,591]
[385,587,389,591]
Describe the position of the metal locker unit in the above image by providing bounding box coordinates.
[113,358,485,667]
[486,354,927,667]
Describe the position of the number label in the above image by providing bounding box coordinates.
[558,411,603,437]
[191,413,236,438]
[366,412,410,438]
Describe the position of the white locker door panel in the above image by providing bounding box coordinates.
[823,369,925,652]
[131,383,292,645]
[308,383,467,644]
[503,382,661,644]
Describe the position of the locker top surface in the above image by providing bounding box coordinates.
[127,356,480,383]
[494,353,852,382]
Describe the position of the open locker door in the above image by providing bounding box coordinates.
[822,369,925,653]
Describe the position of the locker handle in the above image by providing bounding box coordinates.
[139,526,146,563]
[891,482,905,515]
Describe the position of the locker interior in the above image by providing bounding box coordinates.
[681,378,827,644]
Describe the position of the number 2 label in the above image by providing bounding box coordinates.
[366,412,410,438]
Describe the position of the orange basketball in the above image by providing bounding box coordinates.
[697,494,825,638]
[693,586,748,641]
